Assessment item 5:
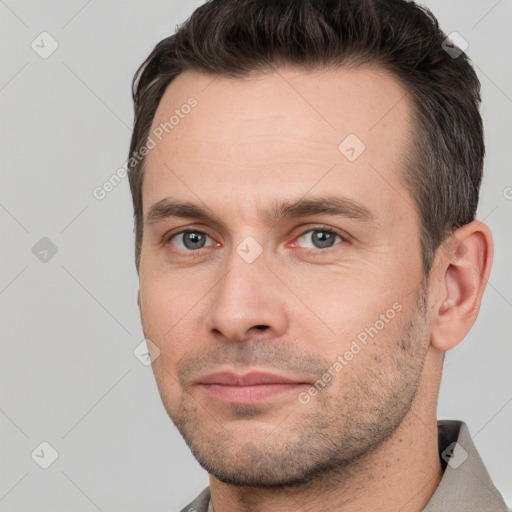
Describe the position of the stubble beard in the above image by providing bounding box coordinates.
[155,288,430,488]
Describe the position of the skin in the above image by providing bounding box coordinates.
[137,65,493,511]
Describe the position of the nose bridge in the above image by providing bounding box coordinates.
[205,242,288,341]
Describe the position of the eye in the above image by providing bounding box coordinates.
[295,227,344,250]
[166,226,346,254]
[168,230,215,251]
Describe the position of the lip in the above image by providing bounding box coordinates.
[195,371,309,404]
[197,371,303,386]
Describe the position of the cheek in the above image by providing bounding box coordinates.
[139,271,198,354]
[290,266,404,347]
[139,280,193,401]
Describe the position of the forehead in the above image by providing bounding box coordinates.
[143,65,415,225]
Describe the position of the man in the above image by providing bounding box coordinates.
[127,0,509,510]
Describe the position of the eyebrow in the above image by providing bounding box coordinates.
[146,195,376,227]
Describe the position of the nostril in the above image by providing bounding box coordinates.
[253,325,269,330]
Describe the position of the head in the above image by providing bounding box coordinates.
[128,0,493,488]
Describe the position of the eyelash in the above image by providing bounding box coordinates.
[165,225,347,256]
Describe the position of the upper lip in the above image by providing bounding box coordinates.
[196,371,305,386]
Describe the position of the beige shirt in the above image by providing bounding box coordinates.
[180,420,510,512]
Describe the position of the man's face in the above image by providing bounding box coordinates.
[138,65,432,486]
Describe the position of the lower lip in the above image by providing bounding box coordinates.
[199,383,306,403]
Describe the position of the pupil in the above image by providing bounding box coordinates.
[313,231,334,248]
[184,232,205,249]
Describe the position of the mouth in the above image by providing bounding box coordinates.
[195,371,310,404]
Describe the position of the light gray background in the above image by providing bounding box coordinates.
[1,0,510,510]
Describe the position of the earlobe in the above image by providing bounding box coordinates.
[430,221,493,352]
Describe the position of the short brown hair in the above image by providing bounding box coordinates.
[128,0,484,275]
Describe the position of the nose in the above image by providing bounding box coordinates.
[205,247,289,342]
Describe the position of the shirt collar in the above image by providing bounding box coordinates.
[422,419,508,511]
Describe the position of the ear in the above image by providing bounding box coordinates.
[430,220,493,352]
[137,290,141,311]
